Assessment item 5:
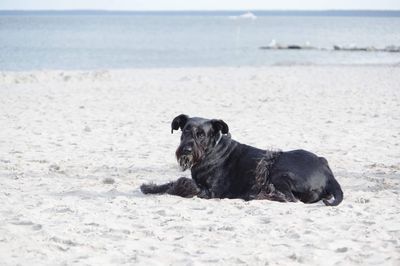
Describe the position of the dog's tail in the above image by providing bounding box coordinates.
[140,182,173,194]
[323,178,343,206]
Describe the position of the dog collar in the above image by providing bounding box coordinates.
[215,133,223,146]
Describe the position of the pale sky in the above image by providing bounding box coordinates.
[1,0,399,11]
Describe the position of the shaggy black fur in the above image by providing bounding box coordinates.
[140,114,343,206]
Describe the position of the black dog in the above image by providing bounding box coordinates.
[140,114,343,206]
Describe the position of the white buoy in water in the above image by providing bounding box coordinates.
[230,11,257,20]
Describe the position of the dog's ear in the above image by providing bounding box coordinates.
[171,114,189,134]
[211,119,229,135]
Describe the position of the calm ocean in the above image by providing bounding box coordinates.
[1,11,400,70]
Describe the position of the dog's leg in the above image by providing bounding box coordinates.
[141,177,201,198]
[272,178,298,202]
[255,191,287,202]
[140,181,174,194]
[166,177,201,198]
[255,183,296,202]
[256,176,298,202]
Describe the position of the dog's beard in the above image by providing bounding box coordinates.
[178,155,194,171]
[176,142,205,171]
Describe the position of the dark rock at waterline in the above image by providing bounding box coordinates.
[260,42,400,53]
[260,44,317,50]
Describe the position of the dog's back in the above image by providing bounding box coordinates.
[191,137,276,199]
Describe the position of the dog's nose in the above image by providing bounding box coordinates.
[182,146,192,154]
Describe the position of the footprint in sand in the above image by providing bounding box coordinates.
[10,220,43,231]
[103,177,115,184]
[336,247,349,253]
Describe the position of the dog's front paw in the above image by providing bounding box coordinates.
[140,183,157,194]
[140,181,174,194]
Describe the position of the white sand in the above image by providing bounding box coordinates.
[0,66,399,265]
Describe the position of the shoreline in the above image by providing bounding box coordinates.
[1,62,400,74]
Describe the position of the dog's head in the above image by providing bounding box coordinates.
[171,114,229,171]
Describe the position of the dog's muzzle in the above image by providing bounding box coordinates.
[176,141,205,171]
[178,154,194,171]
[176,144,194,171]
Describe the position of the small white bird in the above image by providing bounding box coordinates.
[268,39,277,48]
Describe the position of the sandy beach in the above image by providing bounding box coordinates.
[0,66,399,265]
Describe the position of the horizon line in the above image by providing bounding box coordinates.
[1,9,400,12]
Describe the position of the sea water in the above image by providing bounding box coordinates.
[0,11,400,70]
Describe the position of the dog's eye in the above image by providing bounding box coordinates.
[196,132,205,139]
